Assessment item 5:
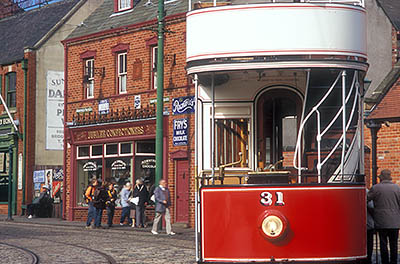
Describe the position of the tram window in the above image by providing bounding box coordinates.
[282,116,297,151]
[214,118,249,168]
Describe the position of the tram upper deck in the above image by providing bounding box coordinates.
[188,0,368,186]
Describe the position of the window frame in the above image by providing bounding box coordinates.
[5,72,16,108]
[118,0,131,11]
[151,46,158,90]
[85,59,94,99]
[118,52,127,94]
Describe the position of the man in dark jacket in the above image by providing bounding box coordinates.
[133,178,149,228]
[367,169,400,264]
[151,179,175,235]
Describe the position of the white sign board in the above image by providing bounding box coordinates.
[18,153,22,190]
[46,71,64,150]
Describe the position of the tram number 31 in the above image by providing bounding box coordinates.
[260,191,285,206]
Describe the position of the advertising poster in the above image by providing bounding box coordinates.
[45,169,53,196]
[46,71,64,150]
[52,168,63,199]
[173,118,189,146]
[33,170,45,183]
[172,96,195,115]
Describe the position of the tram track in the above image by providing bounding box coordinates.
[0,231,117,264]
[0,221,195,263]
[0,242,39,264]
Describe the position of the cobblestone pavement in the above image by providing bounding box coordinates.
[0,216,196,264]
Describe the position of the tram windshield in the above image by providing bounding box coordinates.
[197,69,364,185]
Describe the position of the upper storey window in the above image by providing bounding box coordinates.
[118,53,127,94]
[115,0,133,12]
[6,72,16,108]
[85,59,94,99]
[151,46,158,90]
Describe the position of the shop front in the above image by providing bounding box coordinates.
[66,118,168,222]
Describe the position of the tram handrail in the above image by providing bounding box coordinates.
[293,71,342,173]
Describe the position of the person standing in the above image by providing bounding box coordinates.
[119,182,133,226]
[106,182,117,228]
[151,179,175,235]
[133,178,149,228]
[85,179,98,229]
[366,189,375,264]
[93,181,108,228]
[368,169,400,264]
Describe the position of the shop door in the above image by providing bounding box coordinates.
[175,159,189,223]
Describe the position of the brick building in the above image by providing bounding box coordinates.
[0,0,103,216]
[63,0,194,226]
[364,0,400,187]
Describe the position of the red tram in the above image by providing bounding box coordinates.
[186,0,368,262]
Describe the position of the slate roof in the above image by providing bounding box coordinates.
[377,0,400,30]
[0,0,81,65]
[67,0,187,40]
[366,60,400,120]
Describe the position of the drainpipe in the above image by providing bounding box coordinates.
[155,0,165,185]
[63,43,68,220]
[366,120,381,185]
[21,59,28,211]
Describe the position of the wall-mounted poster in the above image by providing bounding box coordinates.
[173,118,189,146]
[46,71,64,150]
[172,96,195,115]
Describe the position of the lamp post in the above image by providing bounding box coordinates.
[155,0,165,186]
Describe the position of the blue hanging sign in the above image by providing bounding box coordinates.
[99,99,110,115]
[172,96,195,115]
[173,118,189,146]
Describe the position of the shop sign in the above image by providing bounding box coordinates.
[18,154,22,190]
[33,170,45,183]
[141,159,156,169]
[172,96,195,115]
[0,118,12,126]
[46,71,64,150]
[111,160,127,170]
[134,95,141,109]
[0,176,8,186]
[173,118,188,146]
[99,99,110,115]
[76,125,151,141]
[149,97,169,104]
[83,162,97,172]
[76,107,93,113]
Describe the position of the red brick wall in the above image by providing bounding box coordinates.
[0,50,37,215]
[364,122,400,186]
[65,15,196,226]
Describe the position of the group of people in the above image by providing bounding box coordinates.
[85,178,175,235]
[367,169,400,264]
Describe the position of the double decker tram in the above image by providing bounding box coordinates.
[186,0,368,263]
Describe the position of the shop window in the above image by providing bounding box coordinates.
[136,140,155,154]
[135,140,155,189]
[104,157,132,199]
[120,142,132,155]
[91,145,103,157]
[6,72,16,108]
[105,143,118,156]
[78,146,90,158]
[76,159,102,207]
[0,152,9,203]
[118,53,127,94]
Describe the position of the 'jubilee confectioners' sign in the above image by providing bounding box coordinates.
[74,124,155,141]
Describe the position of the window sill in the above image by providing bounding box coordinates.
[110,8,133,17]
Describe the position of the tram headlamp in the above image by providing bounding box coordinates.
[259,211,287,240]
[262,215,284,238]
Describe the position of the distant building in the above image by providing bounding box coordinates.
[0,0,103,216]
[63,0,193,226]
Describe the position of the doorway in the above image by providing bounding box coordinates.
[256,89,302,170]
[175,159,189,223]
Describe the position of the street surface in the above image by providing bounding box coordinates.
[0,216,195,264]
